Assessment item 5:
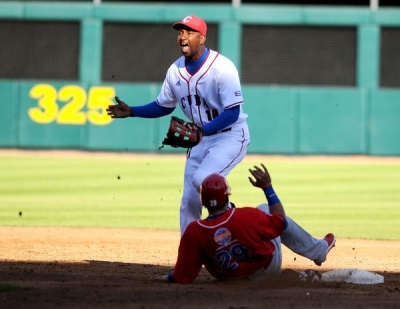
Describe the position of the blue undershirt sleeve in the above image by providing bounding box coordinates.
[130,101,175,118]
[202,105,240,136]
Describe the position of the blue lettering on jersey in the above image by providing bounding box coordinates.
[215,243,252,272]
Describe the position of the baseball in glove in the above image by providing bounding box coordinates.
[160,116,203,149]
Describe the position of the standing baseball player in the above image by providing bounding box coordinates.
[156,163,336,283]
[106,15,250,235]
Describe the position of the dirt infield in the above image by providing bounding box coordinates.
[1,151,400,308]
[1,227,400,309]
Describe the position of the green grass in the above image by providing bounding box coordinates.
[1,153,400,240]
[1,153,185,230]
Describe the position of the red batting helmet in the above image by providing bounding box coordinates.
[200,174,231,207]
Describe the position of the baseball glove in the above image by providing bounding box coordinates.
[160,116,203,149]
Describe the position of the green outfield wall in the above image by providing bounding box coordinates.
[1,2,399,155]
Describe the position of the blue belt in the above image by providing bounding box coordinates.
[208,127,232,136]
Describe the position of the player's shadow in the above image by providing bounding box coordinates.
[0,260,395,308]
[0,259,245,308]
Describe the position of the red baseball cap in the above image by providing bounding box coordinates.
[172,15,207,36]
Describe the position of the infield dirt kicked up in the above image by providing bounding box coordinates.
[1,151,400,308]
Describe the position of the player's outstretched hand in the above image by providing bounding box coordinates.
[106,96,131,118]
[248,163,272,189]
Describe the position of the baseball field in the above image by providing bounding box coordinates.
[1,150,400,308]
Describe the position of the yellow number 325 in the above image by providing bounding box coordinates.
[28,84,115,126]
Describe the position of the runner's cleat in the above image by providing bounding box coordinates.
[314,233,336,266]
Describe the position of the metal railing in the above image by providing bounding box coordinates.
[90,0,380,9]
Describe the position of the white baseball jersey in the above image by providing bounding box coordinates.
[156,49,248,128]
[156,49,250,235]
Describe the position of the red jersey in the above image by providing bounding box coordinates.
[171,207,286,283]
